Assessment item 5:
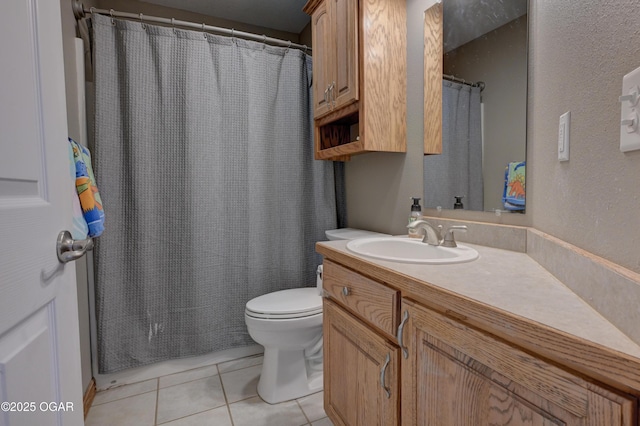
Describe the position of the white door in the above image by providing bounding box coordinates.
[0,1,84,425]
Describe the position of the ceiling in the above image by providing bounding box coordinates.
[443,0,528,52]
[140,0,311,34]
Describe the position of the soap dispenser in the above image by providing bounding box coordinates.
[453,196,464,210]
[408,197,422,238]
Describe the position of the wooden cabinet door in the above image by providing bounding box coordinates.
[311,0,332,117]
[400,300,637,426]
[324,298,399,426]
[330,0,359,111]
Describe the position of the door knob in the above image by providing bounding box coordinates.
[56,230,93,263]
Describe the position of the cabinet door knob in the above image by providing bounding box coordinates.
[342,286,350,296]
[380,353,391,398]
[397,310,409,359]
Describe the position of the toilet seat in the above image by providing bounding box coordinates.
[245,288,322,319]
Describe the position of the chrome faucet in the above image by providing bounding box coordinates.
[407,220,442,246]
[407,220,468,247]
[441,225,468,248]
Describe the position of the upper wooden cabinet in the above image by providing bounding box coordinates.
[308,0,358,118]
[304,0,406,160]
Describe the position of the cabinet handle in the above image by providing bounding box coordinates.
[330,81,336,108]
[397,310,409,359]
[342,286,350,296]
[380,353,391,399]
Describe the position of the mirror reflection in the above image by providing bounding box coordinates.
[423,0,528,213]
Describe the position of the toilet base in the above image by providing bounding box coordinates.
[257,348,323,404]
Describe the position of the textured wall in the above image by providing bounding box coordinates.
[528,0,640,273]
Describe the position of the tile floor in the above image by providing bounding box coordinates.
[86,354,333,426]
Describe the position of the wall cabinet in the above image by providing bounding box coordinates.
[308,0,358,119]
[321,258,638,426]
[303,0,406,160]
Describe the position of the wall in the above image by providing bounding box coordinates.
[93,0,300,42]
[443,16,528,212]
[528,0,640,274]
[59,0,95,395]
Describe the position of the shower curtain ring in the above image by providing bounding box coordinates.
[139,13,146,30]
[202,23,206,38]
[287,40,292,49]
[231,28,236,43]
[262,34,267,49]
[109,8,115,25]
[171,18,176,34]
[303,45,308,54]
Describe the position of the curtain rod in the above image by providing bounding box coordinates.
[443,73,485,92]
[72,1,311,53]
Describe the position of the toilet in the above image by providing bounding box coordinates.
[245,228,388,404]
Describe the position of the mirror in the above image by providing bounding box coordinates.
[423,0,528,213]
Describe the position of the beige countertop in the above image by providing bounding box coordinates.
[317,238,640,392]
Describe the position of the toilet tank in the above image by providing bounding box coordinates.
[319,228,390,294]
[324,228,389,241]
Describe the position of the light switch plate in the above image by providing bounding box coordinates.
[558,111,570,161]
[620,66,640,152]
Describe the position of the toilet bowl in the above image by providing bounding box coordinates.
[245,287,323,404]
[245,228,388,404]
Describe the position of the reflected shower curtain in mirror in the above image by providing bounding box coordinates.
[424,81,483,211]
[91,14,341,373]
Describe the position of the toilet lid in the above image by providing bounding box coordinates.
[245,288,322,319]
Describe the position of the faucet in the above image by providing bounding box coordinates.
[441,225,468,248]
[407,220,442,245]
[407,221,469,247]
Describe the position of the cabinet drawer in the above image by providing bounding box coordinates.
[322,259,398,337]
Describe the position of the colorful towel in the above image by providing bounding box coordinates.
[69,138,105,237]
[502,161,526,211]
[68,142,89,239]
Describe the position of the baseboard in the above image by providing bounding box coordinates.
[83,378,96,419]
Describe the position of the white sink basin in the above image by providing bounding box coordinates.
[346,237,479,265]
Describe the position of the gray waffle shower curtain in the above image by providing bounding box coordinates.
[91,14,342,373]
[424,81,483,211]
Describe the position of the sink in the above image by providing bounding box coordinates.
[346,237,479,265]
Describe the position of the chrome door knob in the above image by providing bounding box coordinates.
[56,230,94,263]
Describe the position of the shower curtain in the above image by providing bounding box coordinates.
[91,14,342,373]
[424,81,483,211]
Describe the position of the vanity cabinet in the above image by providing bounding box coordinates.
[320,256,638,426]
[322,260,400,425]
[303,0,406,160]
[400,299,637,426]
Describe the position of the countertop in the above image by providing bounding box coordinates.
[316,239,640,393]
